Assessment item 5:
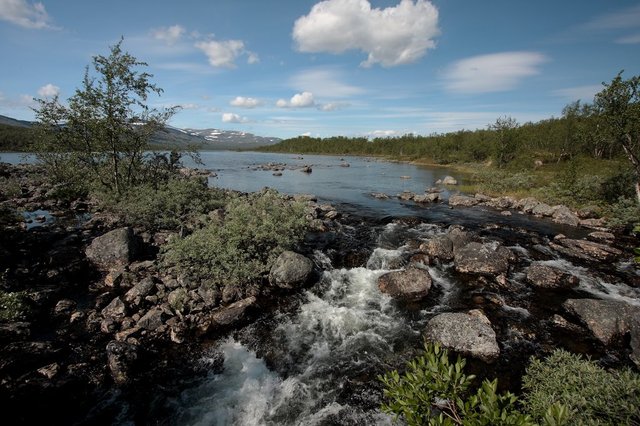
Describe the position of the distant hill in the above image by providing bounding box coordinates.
[0,114,281,151]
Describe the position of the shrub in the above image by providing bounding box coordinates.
[98,177,227,231]
[162,189,308,286]
[378,342,569,425]
[522,349,640,425]
[604,196,640,230]
[0,290,31,321]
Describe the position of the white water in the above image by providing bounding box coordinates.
[174,248,419,425]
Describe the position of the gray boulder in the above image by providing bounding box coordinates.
[378,267,432,301]
[136,308,165,331]
[454,242,512,275]
[448,195,479,207]
[442,176,458,185]
[124,277,156,305]
[524,264,579,290]
[422,235,454,261]
[552,206,580,226]
[549,238,622,263]
[85,227,138,270]
[101,297,126,319]
[425,310,500,363]
[563,299,640,355]
[269,251,314,289]
[210,296,257,326]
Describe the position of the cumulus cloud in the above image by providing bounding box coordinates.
[221,112,249,123]
[195,39,258,68]
[277,92,315,108]
[0,0,54,29]
[230,96,262,108]
[443,51,548,94]
[151,25,186,46]
[293,0,439,67]
[37,83,60,97]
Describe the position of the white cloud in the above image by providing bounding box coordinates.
[0,0,54,29]
[37,83,59,98]
[247,52,260,64]
[300,132,312,137]
[277,92,315,108]
[443,52,548,94]
[292,0,439,67]
[290,67,364,98]
[221,112,249,123]
[552,85,601,102]
[151,25,186,46]
[368,130,400,138]
[195,39,258,69]
[318,102,349,111]
[583,4,640,31]
[230,96,262,108]
[423,111,548,133]
[179,103,200,110]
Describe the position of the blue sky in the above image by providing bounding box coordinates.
[1,0,639,139]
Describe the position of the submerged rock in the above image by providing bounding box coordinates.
[378,267,432,301]
[269,251,314,289]
[424,310,499,363]
[524,264,579,290]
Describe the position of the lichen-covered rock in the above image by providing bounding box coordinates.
[551,206,580,226]
[422,235,453,261]
[549,238,622,263]
[378,267,432,301]
[269,251,314,289]
[425,310,499,363]
[448,195,479,207]
[563,298,639,346]
[524,264,579,290]
[85,227,138,270]
[454,242,512,275]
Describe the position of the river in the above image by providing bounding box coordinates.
[4,151,638,425]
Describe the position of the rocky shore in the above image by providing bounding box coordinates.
[1,163,639,424]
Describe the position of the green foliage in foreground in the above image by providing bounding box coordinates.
[378,342,571,426]
[380,343,640,425]
[0,290,31,321]
[523,349,640,425]
[162,189,308,286]
[97,177,227,231]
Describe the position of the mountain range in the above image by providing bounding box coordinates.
[0,114,281,151]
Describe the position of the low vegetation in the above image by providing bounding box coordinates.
[380,342,640,425]
[161,189,308,286]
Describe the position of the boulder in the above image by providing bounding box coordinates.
[85,227,138,269]
[448,195,479,207]
[531,202,555,217]
[524,264,579,290]
[210,296,257,326]
[442,176,458,185]
[549,238,622,263]
[269,251,314,289]
[422,235,454,261]
[424,310,499,363]
[371,192,390,199]
[101,297,127,319]
[377,267,432,301]
[106,340,138,385]
[487,196,515,210]
[551,206,580,226]
[454,242,512,275]
[398,191,415,201]
[448,228,472,253]
[413,194,438,203]
[124,277,156,305]
[53,299,77,317]
[136,308,165,331]
[563,299,640,349]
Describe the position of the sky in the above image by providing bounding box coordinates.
[0,0,639,139]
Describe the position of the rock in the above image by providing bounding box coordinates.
[474,193,492,202]
[136,308,165,331]
[37,362,60,379]
[85,227,138,270]
[269,251,314,289]
[106,340,138,385]
[531,202,555,217]
[448,228,472,253]
[422,235,454,261]
[0,322,31,341]
[579,218,608,230]
[100,318,118,334]
[398,191,415,201]
[454,242,512,275]
[587,231,615,243]
[101,297,127,319]
[104,268,125,288]
[413,194,435,203]
[300,166,312,173]
[487,196,515,210]
[168,288,189,313]
[124,277,156,305]
[551,206,580,226]
[517,197,541,214]
[424,310,499,363]
[371,192,390,199]
[53,299,77,317]
[441,176,458,185]
[524,264,579,290]
[377,268,432,301]
[210,296,257,326]
[563,299,640,348]
[448,195,479,207]
[549,238,622,263]
[501,210,512,216]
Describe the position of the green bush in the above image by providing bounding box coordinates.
[378,342,569,425]
[604,196,640,230]
[162,189,308,286]
[0,290,31,321]
[523,349,640,425]
[98,177,227,231]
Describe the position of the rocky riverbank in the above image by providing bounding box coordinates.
[1,163,639,424]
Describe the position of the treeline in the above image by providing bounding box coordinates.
[260,101,622,168]
[0,124,32,152]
